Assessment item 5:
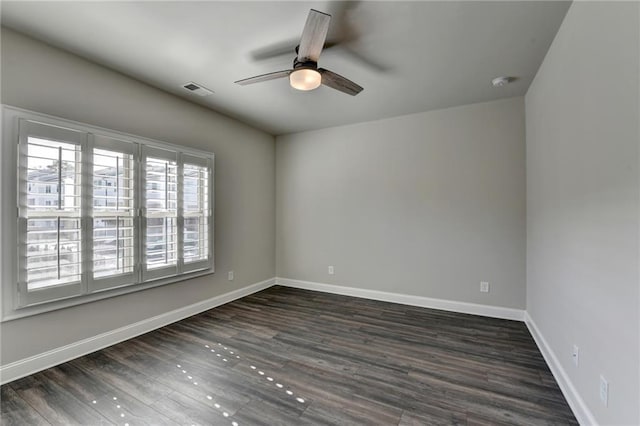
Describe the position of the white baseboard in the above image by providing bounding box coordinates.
[0,278,275,385]
[275,277,525,321]
[275,278,591,422]
[1,275,589,426]
[524,312,596,426]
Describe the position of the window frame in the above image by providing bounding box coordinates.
[90,134,139,292]
[1,105,215,321]
[141,145,180,281]
[17,119,87,307]
[181,154,212,273]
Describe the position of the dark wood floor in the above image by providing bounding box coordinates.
[1,286,577,425]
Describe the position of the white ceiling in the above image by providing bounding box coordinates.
[1,1,570,135]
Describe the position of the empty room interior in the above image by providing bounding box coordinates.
[0,1,638,425]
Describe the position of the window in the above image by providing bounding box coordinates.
[17,121,85,306]
[141,148,213,281]
[91,136,138,291]
[4,107,214,316]
[142,147,178,280]
[182,156,210,271]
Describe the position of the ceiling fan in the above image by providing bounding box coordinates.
[234,9,364,96]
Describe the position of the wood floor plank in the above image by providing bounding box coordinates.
[399,409,467,426]
[408,368,577,425]
[39,362,175,425]
[149,390,237,425]
[1,286,578,425]
[0,385,51,426]
[71,352,173,406]
[300,394,404,426]
[9,374,112,425]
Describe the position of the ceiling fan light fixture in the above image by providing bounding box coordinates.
[289,68,322,91]
[235,10,361,96]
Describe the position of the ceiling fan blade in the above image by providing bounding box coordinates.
[297,9,331,62]
[234,70,292,86]
[319,68,363,96]
[250,38,299,61]
[252,40,339,62]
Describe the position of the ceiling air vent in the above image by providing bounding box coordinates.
[182,82,214,96]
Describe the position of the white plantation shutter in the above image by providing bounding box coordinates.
[141,149,213,279]
[142,146,179,280]
[7,106,214,315]
[90,135,138,291]
[182,154,212,272]
[17,120,86,306]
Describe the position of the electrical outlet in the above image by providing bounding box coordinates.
[599,375,609,407]
[228,271,234,281]
[572,345,579,367]
[480,281,489,293]
[328,266,334,275]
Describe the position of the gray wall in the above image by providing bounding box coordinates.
[525,2,639,425]
[276,97,526,309]
[0,28,276,364]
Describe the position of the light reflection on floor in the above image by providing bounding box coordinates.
[197,340,308,423]
[88,338,309,426]
[176,363,237,425]
[89,395,130,426]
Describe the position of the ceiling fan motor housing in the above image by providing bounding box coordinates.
[293,58,318,71]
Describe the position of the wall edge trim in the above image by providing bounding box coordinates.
[0,277,276,385]
[275,277,525,321]
[524,312,597,425]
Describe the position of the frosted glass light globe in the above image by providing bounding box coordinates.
[289,69,321,91]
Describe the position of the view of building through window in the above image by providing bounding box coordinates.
[13,112,213,309]
[93,148,135,278]
[145,157,178,269]
[183,163,209,264]
[25,137,82,290]
[24,143,211,285]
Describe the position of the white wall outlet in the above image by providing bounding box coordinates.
[572,344,579,366]
[228,271,234,281]
[328,266,334,275]
[480,281,489,293]
[599,375,609,407]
